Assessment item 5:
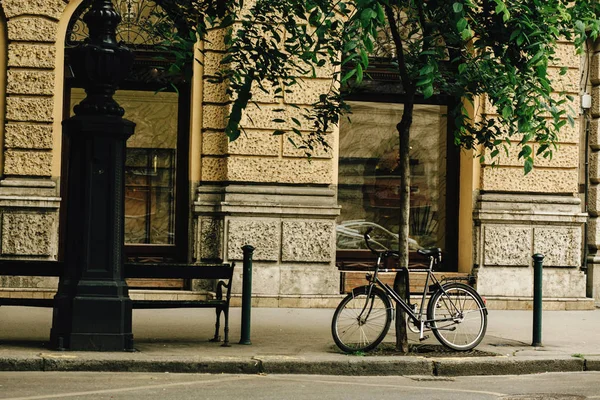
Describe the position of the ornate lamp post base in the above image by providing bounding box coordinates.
[51,115,135,351]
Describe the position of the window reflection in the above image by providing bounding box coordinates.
[337,102,448,252]
[71,88,179,246]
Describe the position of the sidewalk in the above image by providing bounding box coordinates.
[0,306,599,376]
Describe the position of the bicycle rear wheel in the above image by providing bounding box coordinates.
[427,282,487,351]
[331,286,392,353]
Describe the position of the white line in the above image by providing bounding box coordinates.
[0,375,255,400]
[266,375,507,397]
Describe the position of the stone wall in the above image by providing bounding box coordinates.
[196,25,340,305]
[587,39,600,305]
[473,40,589,302]
[0,0,63,289]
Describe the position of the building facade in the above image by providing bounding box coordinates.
[0,0,597,310]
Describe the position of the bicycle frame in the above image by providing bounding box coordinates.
[359,253,462,341]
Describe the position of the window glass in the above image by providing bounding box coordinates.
[70,89,178,246]
[337,101,448,252]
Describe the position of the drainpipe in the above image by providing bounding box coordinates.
[582,93,592,272]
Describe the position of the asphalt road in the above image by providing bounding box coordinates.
[0,372,599,400]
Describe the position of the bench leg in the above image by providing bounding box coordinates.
[210,307,222,343]
[221,306,230,347]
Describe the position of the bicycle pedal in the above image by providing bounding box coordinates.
[419,335,429,342]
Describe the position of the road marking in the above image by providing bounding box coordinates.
[266,375,507,397]
[0,375,255,400]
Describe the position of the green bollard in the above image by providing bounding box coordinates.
[532,253,544,347]
[239,245,254,345]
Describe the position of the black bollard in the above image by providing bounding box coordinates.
[532,253,544,347]
[239,245,254,345]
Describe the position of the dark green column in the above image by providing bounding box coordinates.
[50,0,135,351]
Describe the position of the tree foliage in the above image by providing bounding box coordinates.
[165,0,600,170]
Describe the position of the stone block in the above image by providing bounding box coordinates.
[198,217,222,260]
[593,52,600,85]
[241,105,313,131]
[2,0,66,19]
[205,29,228,51]
[483,225,531,266]
[481,167,578,193]
[202,132,228,155]
[533,227,581,267]
[587,217,600,244]
[482,142,578,168]
[203,51,225,75]
[282,132,335,159]
[284,79,334,105]
[4,124,53,149]
[477,265,533,297]
[200,157,227,181]
[230,263,281,296]
[533,143,578,168]
[7,17,57,42]
[8,44,56,69]
[202,104,229,130]
[228,130,280,156]
[227,157,333,184]
[6,97,54,123]
[592,86,600,118]
[591,119,600,150]
[4,150,52,176]
[227,219,280,261]
[1,213,57,256]
[542,268,586,298]
[281,220,334,262]
[202,79,230,103]
[547,66,579,93]
[564,299,595,310]
[279,265,338,295]
[550,43,580,69]
[6,70,55,95]
[590,151,600,182]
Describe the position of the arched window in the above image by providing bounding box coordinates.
[62,0,191,270]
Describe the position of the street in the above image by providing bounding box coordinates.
[0,372,599,400]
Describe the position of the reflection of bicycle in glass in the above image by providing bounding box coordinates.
[332,228,488,353]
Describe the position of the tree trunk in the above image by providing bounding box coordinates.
[394,100,414,352]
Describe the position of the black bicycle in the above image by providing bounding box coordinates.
[332,228,488,353]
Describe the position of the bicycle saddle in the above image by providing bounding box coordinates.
[417,248,442,258]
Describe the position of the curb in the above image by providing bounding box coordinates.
[0,355,596,376]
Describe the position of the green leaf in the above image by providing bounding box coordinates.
[423,85,434,99]
[341,69,356,83]
[524,158,533,175]
[457,18,468,32]
[356,63,364,83]
[453,2,463,13]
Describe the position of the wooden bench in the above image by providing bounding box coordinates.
[336,250,474,295]
[0,260,235,346]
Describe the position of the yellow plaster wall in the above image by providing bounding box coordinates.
[0,0,69,179]
[479,41,581,194]
[200,27,336,186]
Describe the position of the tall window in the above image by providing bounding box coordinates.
[63,0,190,264]
[337,96,459,269]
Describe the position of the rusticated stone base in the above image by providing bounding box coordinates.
[194,184,341,298]
[473,193,587,299]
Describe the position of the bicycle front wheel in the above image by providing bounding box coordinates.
[427,283,487,351]
[331,286,392,353]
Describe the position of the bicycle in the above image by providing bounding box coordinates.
[331,228,488,353]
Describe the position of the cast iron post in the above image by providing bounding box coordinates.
[532,253,544,347]
[239,245,254,345]
[50,0,136,351]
